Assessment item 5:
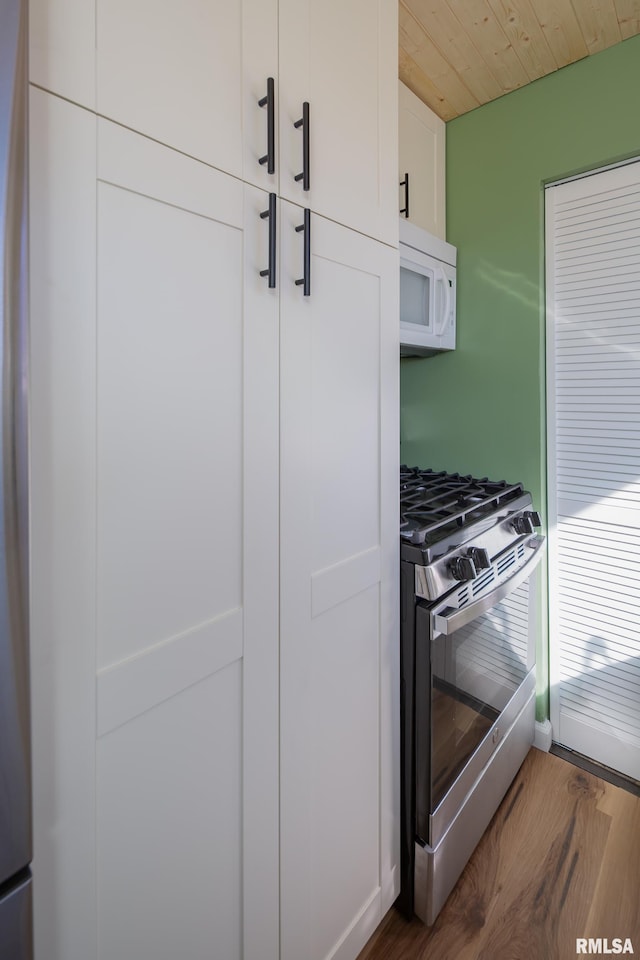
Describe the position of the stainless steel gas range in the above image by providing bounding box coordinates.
[399,466,544,925]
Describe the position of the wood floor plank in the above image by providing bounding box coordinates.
[358,749,640,960]
[586,785,640,938]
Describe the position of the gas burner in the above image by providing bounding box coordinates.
[400,466,525,548]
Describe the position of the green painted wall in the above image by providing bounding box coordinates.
[400,34,640,719]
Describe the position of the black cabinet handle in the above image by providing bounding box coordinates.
[294,102,310,191]
[400,172,409,218]
[259,192,277,289]
[295,208,311,297]
[258,78,275,175]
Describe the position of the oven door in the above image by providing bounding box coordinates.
[414,537,543,848]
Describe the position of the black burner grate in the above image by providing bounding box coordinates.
[400,465,524,546]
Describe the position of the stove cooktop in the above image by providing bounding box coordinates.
[400,465,531,564]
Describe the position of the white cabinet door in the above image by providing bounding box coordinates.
[279,200,399,960]
[398,81,446,240]
[93,0,278,189]
[30,92,280,960]
[95,129,280,960]
[29,0,278,185]
[278,0,398,245]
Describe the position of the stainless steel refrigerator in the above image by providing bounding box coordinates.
[0,0,32,955]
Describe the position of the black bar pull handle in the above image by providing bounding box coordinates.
[259,192,277,289]
[294,102,310,191]
[294,208,311,296]
[258,78,275,175]
[400,173,409,218]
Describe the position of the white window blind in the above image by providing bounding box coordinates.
[546,160,640,781]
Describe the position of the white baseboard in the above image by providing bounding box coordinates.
[533,720,553,752]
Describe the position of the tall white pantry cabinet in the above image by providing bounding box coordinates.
[28,2,399,960]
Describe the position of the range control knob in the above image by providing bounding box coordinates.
[512,514,535,535]
[449,556,478,582]
[467,547,491,570]
[525,510,542,528]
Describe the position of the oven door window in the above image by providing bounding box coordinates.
[429,580,534,811]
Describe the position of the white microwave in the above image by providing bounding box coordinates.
[400,219,457,357]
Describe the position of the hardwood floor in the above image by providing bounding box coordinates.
[358,749,640,960]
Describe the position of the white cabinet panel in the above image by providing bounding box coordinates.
[307,588,380,958]
[96,178,243,668]
[29,86,98,960]
[278,0,398,244]
[308,254,380,572]
[97,662,243,960]
[279,201,399,960]
[398,81,446,240]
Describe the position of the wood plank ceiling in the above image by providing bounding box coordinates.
[399,0,640,120]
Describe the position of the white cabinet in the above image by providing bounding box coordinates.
[29,0,396,244]
[95,0,282,194]
[279,202,398,960]
[278,0,397,244]
[30,100,398,960]
[29,6,398,960]
[30,90,280,960]
[29,0,279,191]
[398,81,446,240]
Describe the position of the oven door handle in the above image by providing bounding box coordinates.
[433,535,545,636]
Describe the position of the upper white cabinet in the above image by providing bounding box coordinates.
[29,0,397,244]
[398,81,446,240]
[96,0,281,195]
[279,0,397,244]
[29,0,279,192]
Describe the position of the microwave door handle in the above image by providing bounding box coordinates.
[436,266,452,336]
[423,267,431,326]
[433,536,545,636]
